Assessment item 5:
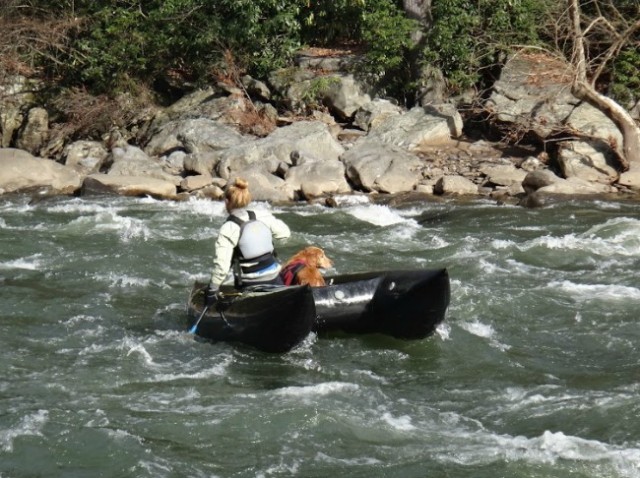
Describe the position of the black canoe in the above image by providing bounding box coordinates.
[186,268,450,351]
[312,268,450,339]
[186,283,316,353]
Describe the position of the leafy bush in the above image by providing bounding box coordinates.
[612,47,640,105]
[1,0,637,110]
[423,0,554,93]
[58,1,306,93]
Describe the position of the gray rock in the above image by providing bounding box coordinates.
[342,140,422,193]
[0,148,81,195]
[180,174,213,192]
[353,99,403,132]
[367,105,462,150]
[0,75,39,148]
[537,176,617,195]
[322,74,372,120]
[433,175,478,195]
[522,169,563,194]
[241,75,271,101]
[63,140,109,175]
[183,151,218,176]
[145,118,247,157]
[217,121,344,180]
[479,163,527,187]
[108,145,181,185]
[82,174,176,199]
[16,107,48,155]
[617,166,640,191]
[285,160,351,198]
[557,140,618,184]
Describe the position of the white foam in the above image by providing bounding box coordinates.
[434,425,640,475]
[459,320,511,351]
[149,354,233,382]
[151,366,228,382]
[435,322,451,341]
[460,320,495,339]
[104,427,144,445]
[60,314,101,327]
[123,338,155,366]
[0,410,49,452]
[315,451,382,466]
[274,382,359,400]
[381,412,416,431]
[523,217,640,257]
[346,204,408,226]
[95,272,154,288]
[329,194,371,206]
[547,280,640,302]
[0,254,43,270]
[46,199,123,215]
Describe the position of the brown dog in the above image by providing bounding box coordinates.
[280,246,333,286]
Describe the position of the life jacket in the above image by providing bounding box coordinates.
[280,260,306,286]
[226,211,277,286]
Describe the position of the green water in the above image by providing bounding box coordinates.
[1,194,639,477]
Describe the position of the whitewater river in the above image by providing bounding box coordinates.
[1,193,639,477]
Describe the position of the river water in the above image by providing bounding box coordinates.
[1,193,639,477]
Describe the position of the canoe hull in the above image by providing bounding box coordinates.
[185,268,450,350]
[187,283,316,353]
[312,269,450,339]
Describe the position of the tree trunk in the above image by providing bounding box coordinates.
[568,0,640,170]
[403,0,431,25]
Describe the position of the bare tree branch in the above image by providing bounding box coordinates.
[567,0,640,169]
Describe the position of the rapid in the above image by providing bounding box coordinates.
[1,194,639,477]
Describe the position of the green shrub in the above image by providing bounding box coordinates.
[423,0,553,93]
[612,47,640,105]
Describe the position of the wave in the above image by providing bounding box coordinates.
[0,253,44,270]
[0,410,49,452]
[547,280,640,302]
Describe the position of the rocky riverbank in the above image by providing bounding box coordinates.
[1,51,639,207]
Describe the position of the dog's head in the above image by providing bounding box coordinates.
[290,246,333,269]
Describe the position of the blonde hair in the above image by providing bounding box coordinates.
[224,178,252,210]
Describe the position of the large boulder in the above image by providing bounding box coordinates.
[487,52,623,153]
[366,105,463,151]
[321,73,372,120]
[268,67,318,113]
[487,53,576,136]
[522,168,617,196]
[107,145,181,185]
[82,174,176,199]
[342,140,422,193]
[144,118,247,157]
[0,148,81,195]
[537,176,617,195]
[556,140,618,184]
[285,160,351,199]
[63,140,109,175]
[615,164,640,191]
[0,75,39,148]
[16,107,48,155]
[353,99,403,132]
[433,175,478,195]
[142,86,247,139]
[217,121,344,180]
[232,166,294,203]
[479,163,527,187]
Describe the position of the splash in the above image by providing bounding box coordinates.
[346,204,409,227]
[0,410,49,452]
